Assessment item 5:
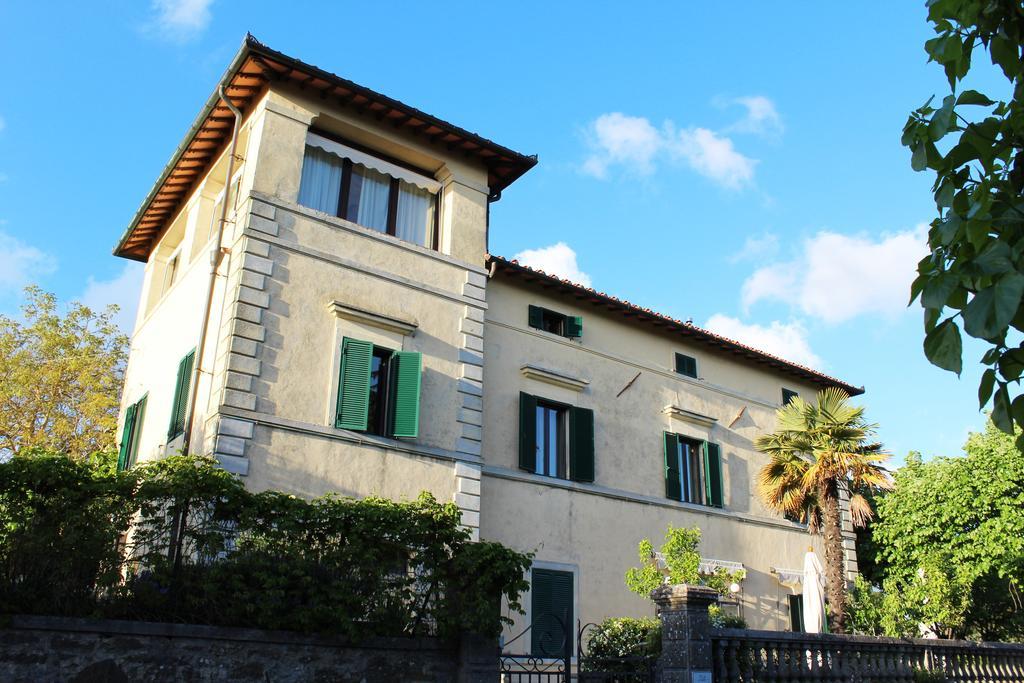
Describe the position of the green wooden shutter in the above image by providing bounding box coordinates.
[128,395,147,469]
[675,353,697,378]
[569,406,595,482]
[664,432,682,501]
[519,392,538,471]
[389,350,422,437]
[704,441,724,508]
[789,594,804,632]
[117,403,137,472]
[336,338,373,430]
[167,349,195,439]
[528,305,543,329]
[531,568,573,657]
[565,315,583,338]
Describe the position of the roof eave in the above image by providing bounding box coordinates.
[113,36,254,260]
[487,255,865,397]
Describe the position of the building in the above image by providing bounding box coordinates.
[114,36,863,648]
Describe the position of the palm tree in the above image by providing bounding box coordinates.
[755,387,892,634]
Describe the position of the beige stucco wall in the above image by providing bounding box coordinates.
[480,276,831,632]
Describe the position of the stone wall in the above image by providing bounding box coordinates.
[0,616,496,682]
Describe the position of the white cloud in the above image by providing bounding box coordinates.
[581,113,662,179]
[726,95,784,137]
[80,263,145,333]
[513,242,592,287]
[0,230,57,295]
[741,225,929,324]
[149,0,213,41]
[730,232,779,263]
[582,113,757,189]
[705,314,823,369]
[669,126,757,190]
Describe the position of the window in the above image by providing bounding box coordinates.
[663,432,723,508]
[117,395,147,472]
[789,594,805,632]
[167,350,195,440]
[519,393,594,482]
[675,353,698,379]
[297,132,439,249]
[336,337,422,438]
[527,305,583,339]
[782,388,799,405]
[161,252,180,297]
[531,568,573,658]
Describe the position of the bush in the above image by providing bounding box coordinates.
[0,452,137,616]
[709,603,747,629]
[582,617,660,673]
[0,452,532,639]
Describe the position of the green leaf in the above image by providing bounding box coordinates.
[912,141,928,171]
[963,274,1024,340]
[992,383,1013,433]
[1012,395,1024,430]
[972,240,1013,274]
[928,95,956,140]
[979,368,996,408]
[923,319,963,375]
[990,34,1021,81]
[957,90,995,106]
[921,273,959,309]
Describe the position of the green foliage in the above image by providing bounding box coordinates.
[581,617,660,675]
[708,603,747,629]
[904,0,1024,436]
[0,287,128,458]
[880,558,972,639]
[847,575,886,636]
[624,525,745,599]
[872,421,1024,640]
[0,452,532,640]
[0,452,137,616]
[584,617,661,659]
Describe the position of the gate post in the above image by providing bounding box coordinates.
[651,584,719,683]
[456,631,499,683]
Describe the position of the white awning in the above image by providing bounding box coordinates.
[306,132,441,194]
[772,567,804,588]
[699,558,745,574]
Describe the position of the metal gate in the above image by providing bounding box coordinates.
[576,621,658,683]
[499,610,571,682]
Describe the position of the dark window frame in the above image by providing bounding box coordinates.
[367,345,395,437]
[675,435,707,505]
[782,388,799,406]
[675,352,698,379]
[303,128,440,250]
[789,594,805,632]
[530,567,574,658]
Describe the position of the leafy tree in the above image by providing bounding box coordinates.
[0,287,128,458]
[873,420,1024,640]
[903,0,1024,435]
[624,525,745,598]
[755,387,892,634]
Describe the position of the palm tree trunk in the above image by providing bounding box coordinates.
[820,482,848,633]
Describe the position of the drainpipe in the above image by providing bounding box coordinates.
[182,85,242,455]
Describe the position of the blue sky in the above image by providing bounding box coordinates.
[0,2,1005,463]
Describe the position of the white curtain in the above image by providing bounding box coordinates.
[352,164,390,232]
[395,181,433,247]
[297,146,342,215]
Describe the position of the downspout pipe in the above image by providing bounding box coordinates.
[182,86,242,455]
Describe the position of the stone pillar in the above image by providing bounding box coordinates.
[651,584,719,683]
[455,632,499,683]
